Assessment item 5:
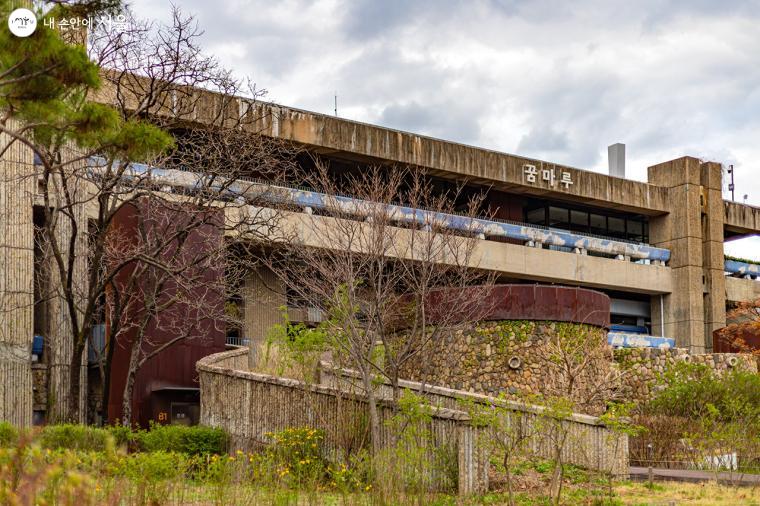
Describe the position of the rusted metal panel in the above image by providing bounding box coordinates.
[713,325,760,353]
[106,200,227,427]
[422,284,610,328]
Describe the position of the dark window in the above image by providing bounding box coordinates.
[549,207,569,228]
[627,220,644,242]
[590,214,607,235]
[608,217,625,236]
[521,198,649,243]
[526,207,545,225]
[570,210,588,230]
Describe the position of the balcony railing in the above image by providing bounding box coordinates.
[88,158,672,264]
[225,336,250,347]
[725,258,760,279]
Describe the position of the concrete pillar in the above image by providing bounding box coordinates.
[242,267,285,368]
[648,157,725,352]
[42,197,88,423]
[0,121,35,426]
[700,162,726,350]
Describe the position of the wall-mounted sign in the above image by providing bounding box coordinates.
[523,164,574,190]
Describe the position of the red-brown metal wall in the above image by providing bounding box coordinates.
[423,284,611,328]
[105,201,227,427]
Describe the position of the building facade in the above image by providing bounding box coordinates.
[2,96,760,426]
[238,103,760,352]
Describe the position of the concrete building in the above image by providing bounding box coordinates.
[2,94,760,426]
[235,102,760,352]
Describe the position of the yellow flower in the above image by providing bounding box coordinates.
[365,484,372,491]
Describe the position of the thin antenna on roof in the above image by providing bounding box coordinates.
[334,92,338,117]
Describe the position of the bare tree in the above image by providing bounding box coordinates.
[103,196,228,426]
[530,323,626,505]
[1,4,297,422]
[257,162,495,455]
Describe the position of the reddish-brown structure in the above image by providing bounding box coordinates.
[105,201,226,427]
[713,324,760,354]
[423,284,611,328]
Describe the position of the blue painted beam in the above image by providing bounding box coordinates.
[285,189,671,261]
[725,259,760,278]
[608,332,676,349]
[88,158,671,263]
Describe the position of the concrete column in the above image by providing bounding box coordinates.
[648,157,725,352]
[242,267,285,368]
[0,121,35,426]
[42,200,88,423]
[700,162,726,350]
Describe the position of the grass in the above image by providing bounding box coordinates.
[4,425,759,505]
[482,458,760,505]
[614,480,760,506]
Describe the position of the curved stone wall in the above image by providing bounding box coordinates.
[400,320,613,414]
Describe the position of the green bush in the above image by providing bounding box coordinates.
[2,423,227,456]
[106,423,136,447]
[134,423,228,455]
[40,424,112,452]
[265,427,327,485]
[647,362,760,423]
[0,422,18,446]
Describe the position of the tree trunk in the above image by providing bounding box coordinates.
[122,342,141,427]
[100,333,117,424]
[504,452,515,506]
[550,428,567,506]
[67,339,85,423]
[362,371,382,457]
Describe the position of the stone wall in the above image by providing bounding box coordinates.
[400,320,757,412]
[614,347,757,401]
[400,320,610,402]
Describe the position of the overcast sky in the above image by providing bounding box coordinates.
[130,0,760,258]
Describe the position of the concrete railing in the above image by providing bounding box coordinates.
[725,258,760,280]
[197,348,488,494]
[89,158,671,263]
[319,363,629,476]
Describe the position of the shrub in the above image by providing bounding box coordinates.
[630,415,701,468]
[105,423,136,447]
[647,362,760,423]
[134,423,228,455]
[40,424,112,452]
[641,363,760,471]
[118,451,188,505]
[0,421,18,446]
[265,427,327,485]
